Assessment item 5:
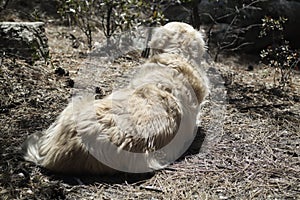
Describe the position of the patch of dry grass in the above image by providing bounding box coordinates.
[0,25,299,200]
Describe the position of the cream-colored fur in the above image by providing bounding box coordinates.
[22,22,209,174]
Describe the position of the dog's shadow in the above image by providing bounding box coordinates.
[180,126,206,159]
[47,127,206,185]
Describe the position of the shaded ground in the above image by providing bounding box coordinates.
[0,23,300,199]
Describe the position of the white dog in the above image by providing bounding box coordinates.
[22,22,209,174]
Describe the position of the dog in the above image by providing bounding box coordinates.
[22,22,209,174]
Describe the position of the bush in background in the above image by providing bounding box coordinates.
[58,0,167,49]
[259,16,299,88]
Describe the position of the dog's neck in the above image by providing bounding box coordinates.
[149,53,209,103]
[151,50,201,67]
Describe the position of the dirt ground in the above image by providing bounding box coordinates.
[0,22,300,199]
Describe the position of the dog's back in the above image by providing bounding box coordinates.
[22,22,209,175]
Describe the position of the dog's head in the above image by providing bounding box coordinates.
[149,22,206,66]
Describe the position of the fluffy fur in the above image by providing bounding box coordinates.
[22,22,209,174]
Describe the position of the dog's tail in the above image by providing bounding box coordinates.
[21,95,95,168]
[22,131,43,164]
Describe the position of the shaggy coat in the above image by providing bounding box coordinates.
[23,22,209,174]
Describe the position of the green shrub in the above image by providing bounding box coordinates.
[259,16,299,88]
[58,0,166,49]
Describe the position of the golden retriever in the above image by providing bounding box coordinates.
[22,22,209,174]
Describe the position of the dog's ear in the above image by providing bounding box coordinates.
[149,26,173,55]
[186,30,206,62]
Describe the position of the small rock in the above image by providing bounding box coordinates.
[54,67,66,76]
[26,189,33,195]
[66,78,74,88]
[17,172,25,178]
[95,86,102,94]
